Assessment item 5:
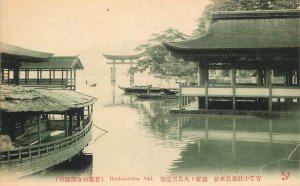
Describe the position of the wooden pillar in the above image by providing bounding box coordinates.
[13,68,20,85]
[298,64,300,86]
[70,69,73,86]
[49,70,52,84]
[64,112,68,137]
[74,70,76,90]
[37,114,41,144]
[198,62,205,110]
[204,63,209,110]
[232,67,236,111]
[77,110,81,129]
[257,68,263,86]
[66,69,69,87]
[40,69,42,80]
[69,113,73,136]
[198,61,204,86]
[179,84,182,110]
[37,69,40,84]
[0,69,2,84]
[61,70,64,85]
[25,69,28,84]
[81,108,85,127]
[285,70,293,86]
[266,67,272,111]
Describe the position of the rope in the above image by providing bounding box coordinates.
[92,123,108,142]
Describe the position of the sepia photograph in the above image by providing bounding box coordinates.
[0,0,300,185]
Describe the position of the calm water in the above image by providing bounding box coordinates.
[25,82,300,182]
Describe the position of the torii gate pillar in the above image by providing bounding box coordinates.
[103,54,139,86]
[111,66,116,82]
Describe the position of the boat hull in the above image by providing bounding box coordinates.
[0,122,92,179]
[119,85,178,95]
[136,94,177,99]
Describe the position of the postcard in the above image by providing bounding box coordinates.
[0,0,299,186]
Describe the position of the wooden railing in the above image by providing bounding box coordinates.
[3,79,76,86]
[0,122,92,162]
[180,85,300,98]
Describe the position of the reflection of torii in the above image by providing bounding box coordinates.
[103,53,140,87]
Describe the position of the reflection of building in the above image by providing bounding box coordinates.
[103,53,139,86]
[164,10,300,112]
[1,43,83,90]
[170,116,300,174]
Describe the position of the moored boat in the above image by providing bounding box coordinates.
[118,85,178,95]
[136,93,178,99]
[0,85,97,179]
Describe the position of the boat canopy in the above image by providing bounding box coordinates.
[0,85,97,113]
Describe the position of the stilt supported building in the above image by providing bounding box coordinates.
[1,43,83,90]
[164,10,300,114]
[103,53,139,86]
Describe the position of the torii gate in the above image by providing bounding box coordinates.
[103,54,139,86]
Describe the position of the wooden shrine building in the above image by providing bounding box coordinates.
[103,53,139,86]
[1,43,83,90]
[164,10,300,114]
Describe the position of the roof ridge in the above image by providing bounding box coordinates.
[50,56,80,59]
[210,9,300,20]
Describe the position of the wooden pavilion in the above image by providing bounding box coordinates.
[164,9,300,113]
[1,43,83,90]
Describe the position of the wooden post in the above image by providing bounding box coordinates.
[198,61,204,86]
[77,111,81,129]
[205,83,208,110]
[61,70,64,85]
[37,69,39,84]
[64,112,68,137]
[49,70,52,84]
[13,68,20,85]
[66,69,69,87]
[232,67,236,111]
[81,108,85,127]
[266,67,272,111]
[74,70,76,90]
[40,69,42,83]
[37,114,41,144]
[179,83,182,110]
[204,63,209,110]
[7,70,10,84]
[257,68,263,86]
[69,113,73,136]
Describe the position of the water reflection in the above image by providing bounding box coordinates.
[113,91,300,175]
[28,84,300,178]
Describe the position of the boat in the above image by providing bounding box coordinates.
[136,93,178,99]
[86,80,97,87]
[118,85,178,95]
[0,85,97,179]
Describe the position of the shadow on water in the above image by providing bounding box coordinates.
[22,153,93,179]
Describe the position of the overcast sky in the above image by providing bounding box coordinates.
[1,0,211,80]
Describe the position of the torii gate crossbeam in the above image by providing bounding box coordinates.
[103,54,140,86]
